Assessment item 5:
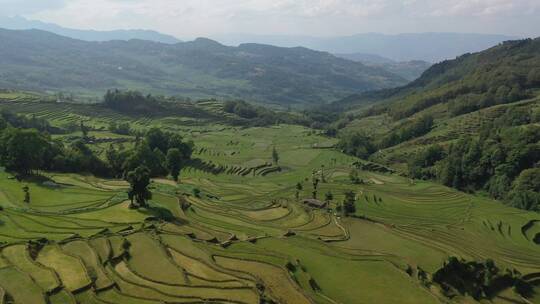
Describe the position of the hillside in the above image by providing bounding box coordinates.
[333,38,540,212]
[0,28,406,105]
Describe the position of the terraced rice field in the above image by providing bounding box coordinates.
[0,100,539,303]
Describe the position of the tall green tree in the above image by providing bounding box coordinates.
[325,191,333,202]
[295,182,303,200]
[80,121,89,140]
[23,186,30,204]
[272,146,279,165]
[126,166,152,208]
[146,128,169,153]
[349,168,361,184]
[166,148,183,182]
[343,191,357,216]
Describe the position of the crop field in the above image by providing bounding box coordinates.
[0,98,539,303]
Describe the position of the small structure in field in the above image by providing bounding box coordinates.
[302,199,328,209]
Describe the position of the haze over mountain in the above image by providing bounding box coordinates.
[0,28,406,105]
[0,16,180,44]
[212,32,518,63]
[335,53,431,81]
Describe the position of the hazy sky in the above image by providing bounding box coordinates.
[1,0,539,39]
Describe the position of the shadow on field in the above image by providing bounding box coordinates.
[138,204,188,225]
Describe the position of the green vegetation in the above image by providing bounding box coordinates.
[126,166,152,208]
[433,257,533,300]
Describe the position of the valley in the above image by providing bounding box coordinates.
[0,6,539,303]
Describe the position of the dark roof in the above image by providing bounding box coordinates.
[302,199,327,207]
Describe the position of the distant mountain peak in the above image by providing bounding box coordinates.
[0,15,181,44]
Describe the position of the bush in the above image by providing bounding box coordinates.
[433,257,532,300]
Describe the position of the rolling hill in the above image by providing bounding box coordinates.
[0,28,406,105]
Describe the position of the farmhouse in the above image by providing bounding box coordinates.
[302,199,328,209]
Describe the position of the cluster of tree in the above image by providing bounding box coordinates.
[103,89,164,114]
[380,115,434,148]
[223,100,310,127]
[302,106,342,131]
[0,117,193,184]
[337,115,433,159]
[349,168,363,184]
[337,133,376,159]
[409,111,540,211]
[0,126,109,176]
[0,109,61,134]
[447,87,529,117]
[106,128,194,181]
[335,190,357,216]
[108,121,131,135]
[433,257,532,300]
[103,90,214,120]
[342,191,357,215]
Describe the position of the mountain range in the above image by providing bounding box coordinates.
[0,16,180,44]
[0,17,517,64]
[212,32,518,63]
[0,28,406,105]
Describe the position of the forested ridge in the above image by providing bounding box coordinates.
[330,38,540,212]
[0,28,406,105]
